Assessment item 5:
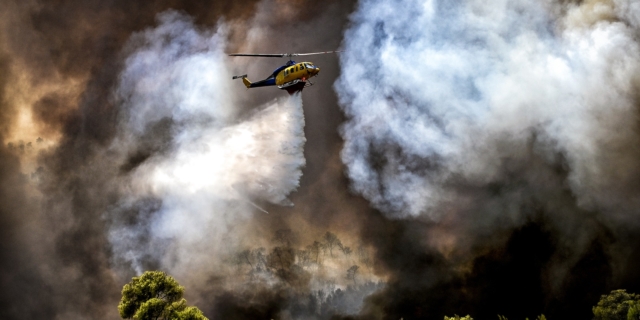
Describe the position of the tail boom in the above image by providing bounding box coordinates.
[232,75,277,89]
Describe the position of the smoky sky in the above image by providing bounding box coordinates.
[337,0,640,319]
[2,0,640,320]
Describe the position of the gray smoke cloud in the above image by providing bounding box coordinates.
[1,1,374,319]
[14,0,640,318]
[336,0,640,315]
[337,0,640,221]
[108,11,307,278]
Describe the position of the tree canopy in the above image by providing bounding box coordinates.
[118,271,208,320]
[593,289,640,320]
[444,315,473,320]
[323,232,340,257]
[497,315,546,320]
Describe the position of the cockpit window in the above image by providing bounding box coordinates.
[300,64,305,69]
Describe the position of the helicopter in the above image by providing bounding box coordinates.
[228,51,341,95]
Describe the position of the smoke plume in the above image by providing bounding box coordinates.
[337,0,640,318]
[5,0,640,319]
[108,12,306,279]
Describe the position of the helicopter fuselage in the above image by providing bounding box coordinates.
[236,61,320,95]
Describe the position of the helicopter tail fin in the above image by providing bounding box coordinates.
[232,74,251,88]
[241,77,252,88]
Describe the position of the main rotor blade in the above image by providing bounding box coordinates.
[291,50,343,56]
[228,53,289,57]
[228,51,342,58]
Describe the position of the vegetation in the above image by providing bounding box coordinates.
[450,289,640,320]
[445,315,473,320]
[323,232,341,257]
[628,302,640,320]
[233,229,374,286]
[346,265,359,285]
[496,315,546,320]
[593,289,640,320]
[119,233,640,320]
[118,271,208,320]
[117,264,640,320]
[226,229,382,318]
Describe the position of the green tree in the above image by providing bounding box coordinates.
[593,289,640,320]
[628,302,640,320]
[118,271,208,320]
[308,241,322,263]
[323,232,340,257]
[496,315,547,320]
[444,315,473,320]
[346,265,359,285]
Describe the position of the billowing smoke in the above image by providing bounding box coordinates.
[6,0,640,319]
[107,11,306,278]
[337,0,640,318]
[100,9,381,320]
[338,0,640,219]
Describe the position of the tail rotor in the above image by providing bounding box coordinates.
[232,74,251,88]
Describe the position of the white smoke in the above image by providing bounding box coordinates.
[107,11,306,276]
[337,0,640,221]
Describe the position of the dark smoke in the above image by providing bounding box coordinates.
[0,55,55,319]
[0,1,261,319]
[336,0,640,319]
[3,0,640,319]
[1,0,364,319]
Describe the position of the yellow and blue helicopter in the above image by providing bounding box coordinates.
[228,51,340,95]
